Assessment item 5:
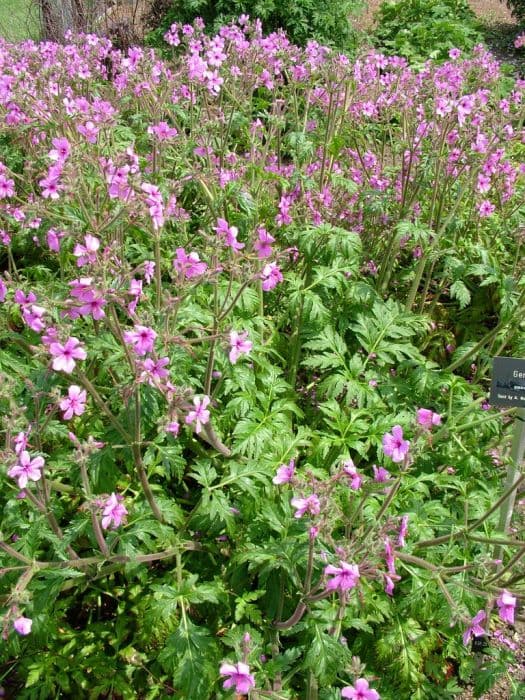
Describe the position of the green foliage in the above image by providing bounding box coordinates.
[1,21,524,700]
[505,0,525,22]
[148,0,364,49]
[374,0,483,61]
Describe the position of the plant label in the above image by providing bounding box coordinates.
[490,356,525,407]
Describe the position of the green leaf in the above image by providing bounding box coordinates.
[158,619,219,700]
[450,280,471,309]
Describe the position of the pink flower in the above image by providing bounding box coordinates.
[77,291,106,320]
[13,431,29,455]
[253,226,275,259]
[416,408,441,430]
[173,247,207,278]
[123,325,157,356]
[343,460,362,490]
[229,330,252,364]
[214,217,244,251]
[8,451,44,488]
[514,32,525,49]
[59,385,87,420]
[73,234,100,266]
[13,616,32,636]
[398,515,409,547]
[496,590,516,625]
[0,173,15,198]
[46,228,65,252]
[463,610,486,646]
[494,629,518,651]
[101,493,128,530]
[373,465,390,482]
[185,395,211,433]
[148,121,178,140]
[478,200,495,218]
[0,278,6,302]
[382,425,410,463]
[140,357,170,384]
[143,261,155,284]
[39,175,63,200]
[325,561,360,592]
[219,661,255,694]
[291,494,320,518]
[341,678,380,699]
[384,537,396,575]
[261,262,283,291]
[166,420,180,436]
[273,459,295,485]
[49,337,87,373]
[48,137,70,162]
[22,304,46,332]
[384,574,395,596]
[77,120,99,143]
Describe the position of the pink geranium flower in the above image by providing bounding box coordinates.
[185,395,211,433]
[13,616,33,636]
[253,226,275,259]
[229,330,252,364]
[123,325,157,356]
[165,420,180,436]
[8,451,44,488]
[341,678,380,699]
[373,465,390,482]
[214,217,244,251]
[148,121,178,140]
[39,175,63,200]
[416,408,441,430]
[343,460,362,490]
[478,200,495,217]
[261,262,283,291]
[22,304,46,332]
[0,173,15,198]
[291,494,320,518]
[173,247,207,278]
[140,357,170,385]
[48,137,70,162]
[73,234,100,266]
[325,561,360,592]
[382,425,410,463]
[101,493,128,530]
[219,661,255,694]
[49,337,87,373]
[397,515,409,547]
[273,459,295,485]
[463,610,486,646]
[13,431,29,455]
[59,385,87,419]
[496,590,517,625]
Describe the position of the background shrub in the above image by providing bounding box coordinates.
[374,0,483,61]
[145,0,364,49]
[504,0,525,22]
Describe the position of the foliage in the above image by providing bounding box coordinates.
[505,0,525,22]
[146,0,364,50]
[373,0,483,62]
[0,17,524,700]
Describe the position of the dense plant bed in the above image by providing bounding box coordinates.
[0,19,524,699]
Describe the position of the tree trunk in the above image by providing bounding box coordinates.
[38,0,97,41]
